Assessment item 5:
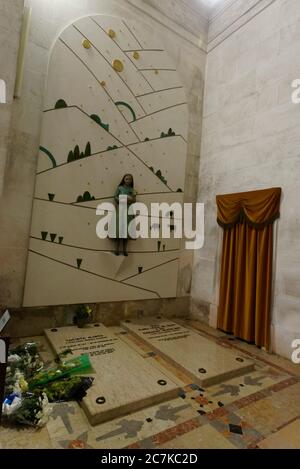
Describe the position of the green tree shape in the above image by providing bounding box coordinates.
[55,99,67,109]
[74,145,80,160]
[85,142,91,157]
[77,191,96,203]
[68,150,74,162]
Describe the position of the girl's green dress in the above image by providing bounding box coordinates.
[114,185,136,239]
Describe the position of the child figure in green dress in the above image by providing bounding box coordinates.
[114,174,137,256]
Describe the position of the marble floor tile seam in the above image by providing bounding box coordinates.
[175,319,225,342]
[179,321,267,365]
[129,318,297,382]
[273,415,300,434]
[231,377,299,410]
[218,340,299,377]
[182,320,300,378]
[119,329,198,385]
[121,387,265,449]
[119,331,154,354]
[125,416,203,449]
[153,356,194,385]
[127,377,300,449]
[124,406,265,450]
[3,379,296,450]
[177,319,228,339]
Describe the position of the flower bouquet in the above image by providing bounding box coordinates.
[4,392,52,428]
[73,304,93,328]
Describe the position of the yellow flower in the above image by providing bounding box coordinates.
[19,376,28,392]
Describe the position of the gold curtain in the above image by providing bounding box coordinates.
[216,188,281,350]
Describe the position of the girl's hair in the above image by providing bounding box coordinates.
[119,174,134,188]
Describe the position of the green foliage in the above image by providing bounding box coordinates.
[67,142,92,163]
[74,304,93,320]
[90,114,101,125]
[55,349,73,364]
[90,114,109,132]
[29,354,92,388]
[101,123,109,132]
[7,395,45,427]
[55,99,67,109]
[73,304,93,327]
[155,169,167,185]
[149,165,168,185]
[74,145,80,160]
[160,128,176,138]
[76,191,95,203]
[33,376,94,402]
[85,142,91,157]
[83,191,95,201]
[107,145,118,151]
[68,150,75,162]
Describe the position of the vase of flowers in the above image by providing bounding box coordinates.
[73,304,93,328]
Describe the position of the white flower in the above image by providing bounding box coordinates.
[36,393,52,427]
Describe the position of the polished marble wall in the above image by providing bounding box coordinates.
[0,0,24,192]
[191,0,300,359]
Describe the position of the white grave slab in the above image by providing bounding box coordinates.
[45,324,179,425]
[121,318,254,386]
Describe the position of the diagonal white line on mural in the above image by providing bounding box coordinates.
[40,106,186,173]
[59,37,142,143]
[122,258,179,282]
[136,86,184,98]
[133,103,188,123]
[29,250,161,297]
[72,21,149,115]
[90,16,155,96]
[122,20,144,49]
[38,106,174,192]
[30,237,181,255]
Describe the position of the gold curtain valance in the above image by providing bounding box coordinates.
[216,187,282,229]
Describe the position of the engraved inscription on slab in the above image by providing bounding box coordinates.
[122,319,254,387]
[45,324,179,425]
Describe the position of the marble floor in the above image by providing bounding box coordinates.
[1,319,300,449]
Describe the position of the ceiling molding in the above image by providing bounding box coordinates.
[126,0,208,52]
[209,0,237,22]
[208,0,276,51]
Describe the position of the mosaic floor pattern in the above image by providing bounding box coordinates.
[1,319,300,449]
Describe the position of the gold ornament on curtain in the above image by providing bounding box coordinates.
[217,187,281,229]
[216,187,281,351]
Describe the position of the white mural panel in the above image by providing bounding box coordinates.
[23,15,188,307]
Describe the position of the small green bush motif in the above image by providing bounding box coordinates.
[67,142,92,162]
[76,191,96,203]
[160,128,176,138]
[90,114,109,132]
[55,99,67,109]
